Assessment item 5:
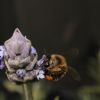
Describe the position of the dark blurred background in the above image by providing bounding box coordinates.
[0,0,100,100]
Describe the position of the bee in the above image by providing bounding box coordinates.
[43,54,68,81]
[44,54,80,81]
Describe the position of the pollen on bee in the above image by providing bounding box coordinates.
[45,75,53,80]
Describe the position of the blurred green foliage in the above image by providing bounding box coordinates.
[78,51,100,100]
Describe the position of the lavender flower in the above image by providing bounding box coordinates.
[0,46,4,59]
[0,46,5,69]
[3,28,39,83]
[0,28,47,83]
[37,54,46,67]
[37,70,45,80]
[35,55,46,80]
[16,69,26,78]
[31,47,37,55]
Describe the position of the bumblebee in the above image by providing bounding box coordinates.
[44,54,68,81]
[44,54,80,81]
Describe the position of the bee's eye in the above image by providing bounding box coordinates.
[56,57,62,64]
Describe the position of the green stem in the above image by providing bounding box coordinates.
[22,83,33,100]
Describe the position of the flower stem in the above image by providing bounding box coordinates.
[22,83,33,100]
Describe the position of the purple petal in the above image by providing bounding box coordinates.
[0,46,5,59]
[0,61,5,70]
[37,59,44,66]
[37,54,46,66]
[42,54,46,60]
[31,47,37,55]
[16,69,26,78]
[37,70,45,80]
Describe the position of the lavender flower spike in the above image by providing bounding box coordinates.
[4,28,38,83]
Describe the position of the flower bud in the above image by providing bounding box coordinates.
[16,69,26,78]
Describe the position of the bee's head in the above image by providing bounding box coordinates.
[44,55,51,67]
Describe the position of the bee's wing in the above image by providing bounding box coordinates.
[68,66,81,81]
